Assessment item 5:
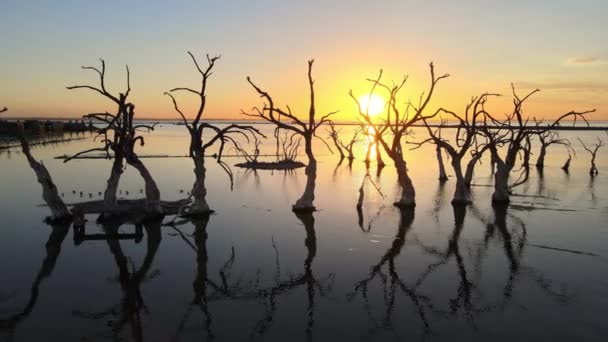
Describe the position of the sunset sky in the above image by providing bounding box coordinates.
[1,0,607,121]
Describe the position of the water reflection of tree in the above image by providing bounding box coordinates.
[415,204,569,324]
[0,222,70,341]
[347,207,433,339]
[250,212,335,342]
[72,218,162,341]
[170,216,265,342]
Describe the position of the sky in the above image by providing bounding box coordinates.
[1,0,607,121]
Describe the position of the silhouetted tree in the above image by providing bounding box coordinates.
[578,137,603,175]
[534,130,572,169]
[65,59,161,215]
[480,85,593,204]
[0,107,7,114]
[244,60,337,211]
[327,121,345,160]
[165,52,263,216]
[417,94,499,204]
[351,63,449,207]
[19,133,71,222]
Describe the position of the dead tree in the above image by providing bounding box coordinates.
[244,60,337,212]
[418,94,498,204]
[165,52,263,216]
[351,63,449,207]
[0,107,7,114]
[561,153,572,172]
[480,85,594,204]
[328,121,345,160]
[65,59,162,215]
[535,130,572,169]
[19,133,71,222]
[578,137,603,175]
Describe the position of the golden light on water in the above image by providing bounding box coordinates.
[358,94,385,117]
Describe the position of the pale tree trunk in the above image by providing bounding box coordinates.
[20,137,71,222]
[536,145,547,169]
[436,145,448,182]
[393,154,415,207]
[293,135,317,212]
[451,156,471,204]
[126,154,162,214]
[104,152,123,208]
[492,159,511,203]
[190,152,212,215]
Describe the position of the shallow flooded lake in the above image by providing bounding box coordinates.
[1,124,607,341]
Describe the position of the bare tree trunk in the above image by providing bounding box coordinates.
[393,155,415,207]
[492,160,511,203]
[463,154,482,187]
[536,145,547,169]
[293,136,317,212]
[436,145,448,182]
[104,152,124,208]
[562,155,571,172]
[125,154,161,214]
[451,157,471,204]
[20,136,71,222]
[375,143,385,167]
[190,152,212,215]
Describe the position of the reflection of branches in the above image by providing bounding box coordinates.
[356,172,385,232]
[348,208,433,338]
[170,216,264,342]
[72,218,162,342]
[250,213,334,341]
[0,223,71,341]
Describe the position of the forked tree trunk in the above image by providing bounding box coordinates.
[492,160,511,203]
[463,153,483,187]
[126,154,161,214]
[451,156,471,204]
[393,154,415,207]
[190,152,212,215]
[536,145,547,169]
[293,136,317,212]
[436,145,448,182]
[20,137,71,222]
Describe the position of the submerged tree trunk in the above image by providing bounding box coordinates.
[436,145,448,182]
[562,155,571,172]
[293,135,317,212]
[104,152,124,209]
[492,160,511,203]
[375,143,385,167]
[393,154,416,207]
[20,136,71,222]
[451,157,471,204]
[189,151,212,215]
[463,153,483,187]
[536,145,547,169]
[125,154,161,214]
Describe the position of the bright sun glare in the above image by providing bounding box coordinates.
[358,94,385,117]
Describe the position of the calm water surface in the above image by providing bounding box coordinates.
[1,124,607,341]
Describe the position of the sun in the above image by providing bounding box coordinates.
[358,94,385,117]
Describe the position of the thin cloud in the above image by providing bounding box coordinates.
[564,57,605,65]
